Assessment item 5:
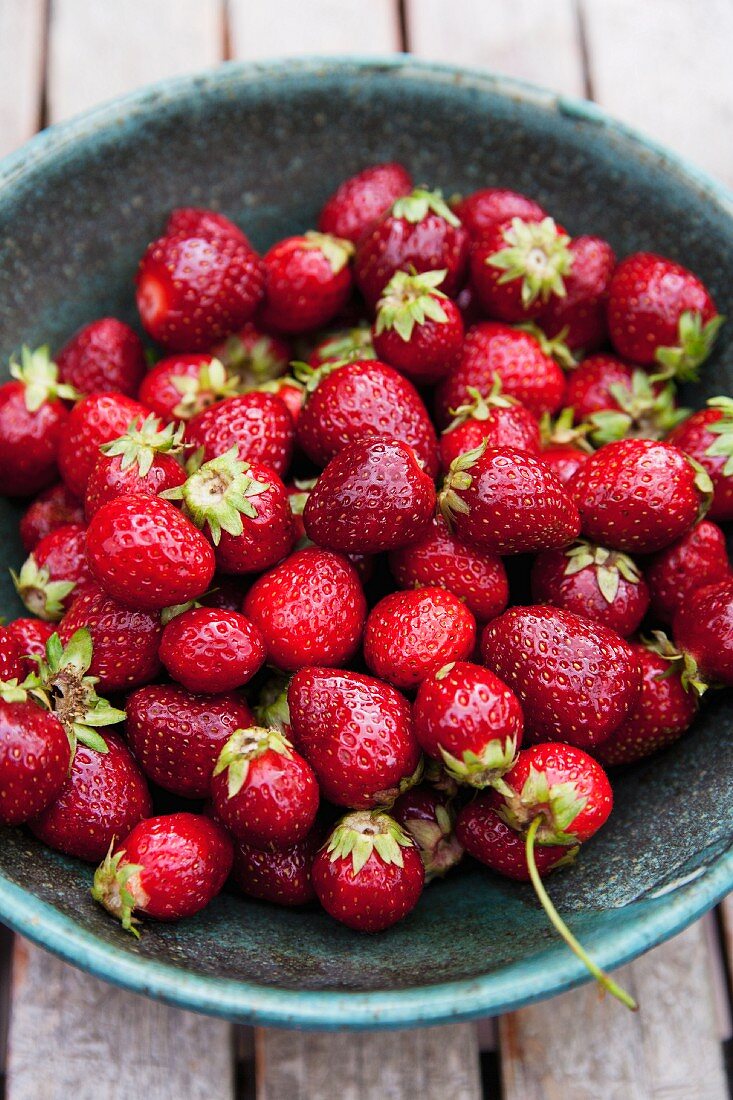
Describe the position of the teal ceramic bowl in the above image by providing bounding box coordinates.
[0,57,732,1030]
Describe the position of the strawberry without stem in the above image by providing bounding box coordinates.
[673,578,733,687]
[0,679,71,825]
[159,608,265,694]
[56,317,146,397]
[6,619,55,676]
[58,392,149,499]
[59,583,162,691]
[644,520,731,624]
[185,391,294,479]
[19,483,85,553]
[165,206,251,245]
[372,269,464,384]
[0,630,24,682]
[318,162,413,244]
[536,235,616,352]
[453,188,546,241]
[260,233,354,333]
[231,830,320,907]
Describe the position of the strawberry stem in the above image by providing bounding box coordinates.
[525,816,637,1011]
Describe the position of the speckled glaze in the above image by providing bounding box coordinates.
[0,57,732,1029]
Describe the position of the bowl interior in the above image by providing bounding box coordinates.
[0,59,732,1025]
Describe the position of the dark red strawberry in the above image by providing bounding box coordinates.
[84,414,186,519]
[470,216,573,322]
[455,796,575,881]
[318,162,413,244]
[607,252,722,379]
[536,236,616,352]
[260,233,354,333]
[185,390,294,478]
[644,520,731,623]
[392,785,463,880]
[56,318,146,397]
[138,354,241,423]
[0,629,25,682]
[243,547,366,672]
[439,382,541,472]
[19,483,85,552]
[438,444,580,554]
[308,323,376,368]
[12,523,94,621]
[230,829,320,906]
[668,398,733,521]
[6,619,55,675]
[537,408,594,486]
[303,438,435,554]
[453,188,545,241]
[566,355,685,445]
[135,231,266,351]
[372,269,464,383]
[211,320,291,386]
[159,608,265,693]
[59,583,162,691]
[364,587,477,691]
[0,680,71,824]
[482,606,642,749]
[165,206,250,245]
[58,392,149,498]
[312,810,425,931]
[92,812,233,932]
[673,578,733,687]
[288,667,421,808]
[256,376,306,424]
[126,684,254,797]
[541,443,590,486]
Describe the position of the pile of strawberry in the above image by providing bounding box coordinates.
[0,162,731,1005]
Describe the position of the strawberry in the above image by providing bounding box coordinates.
[92,813,233,932]
[535,236,616,352]
[354,188,469,306]
[363,587,476,691]
[434,322,567,426]
[372,269,464,384]
[138,355,241,423]
[470,216,573,322]
[211,726,319,848]
[86,494,215,611]
[607,252,722,380]
[481,606,642,749]
[412,661,523,786]
[308,323,376,368]
[388,516,509,623]
[58,391,149,498]
[165,206,250,245]
[243,547,366,671]
[392,785,463,880]
[530,539,650,637]
[568,438,712,553]
[256,376,306,424]
[84,414,187,519]
[537,408,593,486]
[0,679,71,824]
[0,346,79,496]
[303,438,435,553]
[288,667,421,807]
[159,608,265,694]
[565,355,686,445]
[135,231,266,351]
[56,318,146,397]
[438,443,580,554]
[455,796,575,882]
[541,444,590,486]
[19,483,85,552]
[296,359,439,478]
[12,523,94,621]
[673,578,733,687]
[126,684,254,797]
[231,830,320,906]
[260,233,354,333]
[644,520,731,623]
[185,391,295,478]
[453,188,545,241]
[438,381,541,472]
[667,398,733,521]
[318,162,413,244]
[312,811,425,931]
[0,629,25,682]
[6,619,55,675]
[211,321,291,387]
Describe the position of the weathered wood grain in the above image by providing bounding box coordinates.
[0,0,46,157]
[227,0,401,57]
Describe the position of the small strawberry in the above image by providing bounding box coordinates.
[230,829,321,906]
[308,323,376,368]
[644,520,731,624]
[453,188,546,241]
[303,438,435,554]
[481,606,642,749]
[392,785,463,880]
[455,796,575,882]
[211,321,291,386]
[126,684,254,797]
[355,188,469,306]
[470,216,573,322]
[668,398,733,521]
[438,443,580,554]
[0,628,25,682]
[312,811,425,931]
[84,414,187,519]
[372,269,464,384]
[58,391,149,498]
[363,587,477,692]
[243,547,366,672]
[56,318,146,397]
[92,813,233,933]
[607,252,722,380]
[165,206,250,245]
[439,381,541,472]
[6,619,55,675]
[565,355,686,445]
[536,236,616,352]
[12,523,94,621]
[288,666,422,808]
[138,355,241,423]
[531,539,650,637]
[185,391,295,478]
[159,608,265,694]
[318,162,413,244]
[19,483,85,552]
[260,233,354,333]
[0,678,70,824]
[673,578,733,687]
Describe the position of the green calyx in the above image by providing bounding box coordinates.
[516,322,577,370]
[562,540,643,604]
[11,555,75,621]
[253,675,292,736]
[213,726,293,799]
[539,408,594,451]
[91,843,145,938]
[257,375,305,398]
[437,441,487,529]
[291,358,345,394]
[315,324,376,364]
[375,269,449,343]
[287,477,317,521]
[653,310,725,382]
[403,804,463,882]
[439,735,519,789]
[9,345,80,412]
[171,358,241,419]
[325,810,414,876]
[161,445,270,545]
[499,765,587,846]
[100,413,185,477]
[642,630,710,697]
[216,335,283,386]
[302,231,354,274]
[0,674,49,707]
[391,187,460,228]
[685,455,714,522]
[487,218,573,309]
[704,396,733,477]
[588,371,688,447]
[446,377,516,432]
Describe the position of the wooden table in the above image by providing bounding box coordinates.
[1,1,732,1096]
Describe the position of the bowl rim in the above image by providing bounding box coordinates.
[1,54,732,1029]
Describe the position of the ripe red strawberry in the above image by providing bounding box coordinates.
[243,547,366,672]
[126,684,254,797]
[296,358,439,478]
[211,726,319,849]
[455,796,575,881]
[364,587,477,691]
[453,188,546,241]
[607,252,722,379]
[482,606,642,748]
[59,583,162,691]
[392,785,463,880]
[165,206,250,245]
[303,438,435,554]
[0,346,79,496]
[92,812,233,932]
[288,667,421,807]
[0,680,71,824]
[439,383,541,472]
[159,608,265,693]
[260,233,354,333]
[536,236,616,352]
[212,320,291,386]
[673,578,733,687]
[388,516,509,623]
[58,392,149,498]
[531,539,650,637]
[30,731,151,861]
[644,520,731,624]
[354,188,469,306]
[312,811,425,931]
[413,661,523,786]
[565,355,685,445]
[256,376,306,424]
[470,216,573,322]
[434,322,567,426]
[185,391,294,478]
[84,414,187,519]
[56,318,146,397]
[668,398,733,521]
[318,162,413,244]
[6,619,55,675]
[138,354,241,423]
[541,443,590,486]
[231,829,321,906]
[568,439,711,553]
[19,483,85,552]
[438,444,580,554]
[372,269,464,384]
[0,628,25,682]
[308,323,376,368]
[12,523,94,621]
[135,231,266,351]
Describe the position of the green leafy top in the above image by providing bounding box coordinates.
[171,358,241,419]
[499,764,587,846]
[213,726,293,799]
[11,555,76,622]
[391,188,461,228]
[562,540,643,604]
[161,446,270,545]
[539,408,594,451]
[315,324,376,364]
[516,322,577,370]
[9,345,80,412]
[375,269,449,343]
[654,310,724,382]
[99,413,185,477]
[325,811,414,875]
[587,371,688,447]
[437,441,487,529]
[643,630,709,697]
[302,231,355,274]
[91,842,144,938]
[704,396,733,477]
[486,218,573,308]
[215,334,285,386]
[253,675,292,736]
[446,377,517,432]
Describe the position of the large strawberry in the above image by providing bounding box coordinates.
[453,188,545,241]
[59,583,162,691]
[83,414,187,519]
[438,381,541,472]
[19,482,85,552]
[667,398,733,521]
[185,391,294,478]
[260,233,354,333]
[644,520,731,624]
[0,678,71,824]
[56,317,146,397]
[318,162,413,244]
[159,608,265,694]
[535,235,616,352]
[165,206,251,245]
[470,216,573,322]
[372,269,464,384]
[138,355,240,423]
[58,391,149,498]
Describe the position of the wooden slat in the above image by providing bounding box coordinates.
[6,939,234,1100]
[227,0,401,57]
[0,0,45,157]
